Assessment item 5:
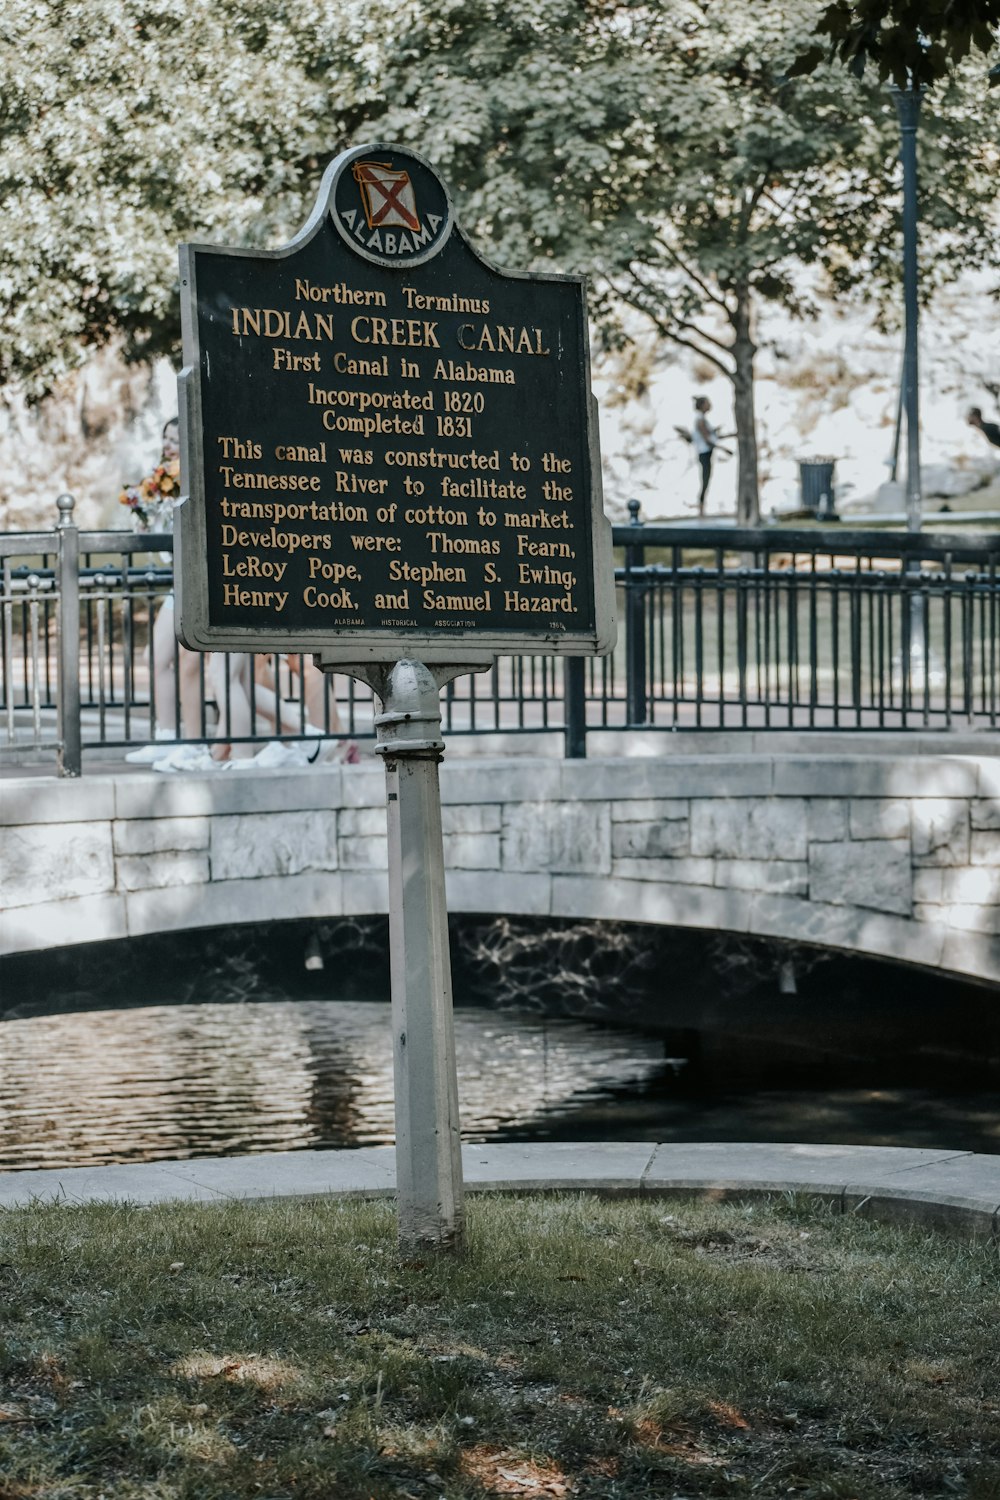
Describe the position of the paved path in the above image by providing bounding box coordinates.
[1,1142,997,1239]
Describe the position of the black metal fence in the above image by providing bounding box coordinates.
[2,496,997,775]
[614,511,999,733]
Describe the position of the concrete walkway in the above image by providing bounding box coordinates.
[1,1142,997,1239]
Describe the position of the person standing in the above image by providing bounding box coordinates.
[691,395,730,516]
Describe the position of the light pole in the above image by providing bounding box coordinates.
[890,79,930,696]
[891,80,924,534]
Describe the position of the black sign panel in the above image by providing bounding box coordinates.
[176,144,614,660]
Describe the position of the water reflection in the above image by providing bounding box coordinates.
[1,917,997,1168]
[0,1001,667,1170]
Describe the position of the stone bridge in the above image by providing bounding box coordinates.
[2,739,998,986]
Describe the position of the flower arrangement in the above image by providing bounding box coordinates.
[118,458,181,531]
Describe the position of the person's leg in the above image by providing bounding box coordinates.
[250,654,283,729]
[296,656,343,735]
[207,653,254,760]
[150,598,179,735]
[212,653,305,741]
[245,655,295,733]
[149,595,208,741]
[247,675,303,735]
[698,452,712,515]
[286,655,359,760]
[177,647,205,740]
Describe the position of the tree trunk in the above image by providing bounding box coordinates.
[731,284,759,527]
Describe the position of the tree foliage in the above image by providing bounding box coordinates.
[0,0,379,395]
[2,0,998,521]
[364,0,1000,519]
[792,0,1000,89]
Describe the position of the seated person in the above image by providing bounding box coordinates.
[124,422,357,766]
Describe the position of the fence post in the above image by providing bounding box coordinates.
[56,493,81,778]
[563,656,586,759]
[625,499,647,724]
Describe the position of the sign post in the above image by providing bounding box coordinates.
[361,657,488,1253]
[176,143,615,1253]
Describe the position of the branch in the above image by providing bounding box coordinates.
[625,269,733,356]
[656,331,733,380]
[757,172,819,227]
[674,314,734,359]
[650,236,732,311]
[611,280,734,379]
[739,172,770,235]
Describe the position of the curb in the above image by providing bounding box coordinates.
[1,1142,998,1240]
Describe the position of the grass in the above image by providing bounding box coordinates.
[1,1193,998,1499]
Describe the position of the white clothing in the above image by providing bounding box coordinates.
[692,417,718,456]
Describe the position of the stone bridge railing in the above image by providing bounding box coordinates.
[2,746,998,985]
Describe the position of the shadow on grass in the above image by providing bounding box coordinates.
[1,1193,998,1498]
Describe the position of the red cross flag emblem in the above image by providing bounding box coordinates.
[352,161,422,234]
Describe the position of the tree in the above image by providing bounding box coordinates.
[792,0,1000,89]
[0,0,379,396]
[3,0,998,523]
[366,0,1000,522]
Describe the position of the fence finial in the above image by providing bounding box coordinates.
[627,498,641,526]
[55,493,76,528]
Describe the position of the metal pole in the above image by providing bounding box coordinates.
[373,658,467,1256]
[892,81,926,700]
[625,499,647,724]
[888,356,904,484]
[893,83,923,534]
[563,656,586,759]
[56,493,81,777]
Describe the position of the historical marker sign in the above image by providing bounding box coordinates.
[176,143,614,663]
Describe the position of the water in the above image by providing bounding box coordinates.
[1,917,997,1169]
[0,1000,668,1169]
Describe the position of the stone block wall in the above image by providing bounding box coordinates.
[2,752,998,984]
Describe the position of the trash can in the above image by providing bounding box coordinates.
[798,458,836,515]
